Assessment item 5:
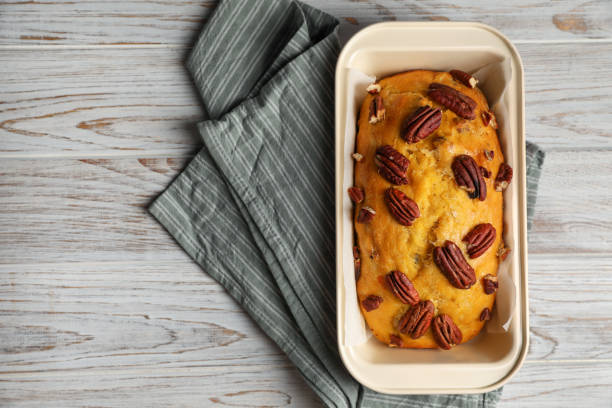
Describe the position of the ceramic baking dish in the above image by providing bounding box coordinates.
[335,22,528,394]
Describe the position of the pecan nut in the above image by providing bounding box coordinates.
[484,149,494,161]
[495,163,513,192]
[428,83,477,120]
[357,206,376,223]
[432,314,463,350]
[362,295,383,311]
[481,111,498,129]
[389,334,403,348]
[433,240,476,289]
[497,242,511,261]
[452,154,487,201]
[385,270,419,305]
[384,188,420,226]
[353,246,361,280]
[398,300,434,339]
[480,307,491,321]
[375,145,410,185]
[482,274,498,295]
[352,152,364,162]
[450,69,479,88]
[369,94,385,124]
[463,223,496,258]
[401,106,442,143]
[366,83,381,94]
[348,187,364,204]
[480,166,491,178]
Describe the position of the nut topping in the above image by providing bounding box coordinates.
[428,83,477,120]
[375,145,410,185]
[362,295,383,311]
[352,152,364,162]
[389,334,403,348]
[401,106,442,143]
[433,240,476,289]
[480,166,491,178]
[452,154,487,201]
[481,111,498,129]
[385,270,419,305]
[482,274,499,295]
[384,188,420,226]
[484,150,494,161]
[357,206,376,223]
[463,223,497,258]
[432,314,463,350]
[348,187,364,204]
[366,83,381,94]
[495,163,513,192]
[497,242,511,261]
[450,69,479,88]
[398,300,434,339]
[353,246,361,280]
[369,94,385,124]
[480,308,491,321]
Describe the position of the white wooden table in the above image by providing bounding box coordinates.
[1,1,611,406]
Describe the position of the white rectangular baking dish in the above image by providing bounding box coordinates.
[335,22,528,394]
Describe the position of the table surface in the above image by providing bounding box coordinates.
[1,1,611,407]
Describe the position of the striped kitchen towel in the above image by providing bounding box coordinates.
[149,1,545,407]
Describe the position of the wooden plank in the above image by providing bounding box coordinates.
[1,43,611,157]
[1,0,611,45]
[500,361,612,407]
[1,151,610,264]
[0,255,609,375]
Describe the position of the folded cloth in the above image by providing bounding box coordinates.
[149,1,545,407]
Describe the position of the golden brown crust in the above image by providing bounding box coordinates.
[354,70,504,349]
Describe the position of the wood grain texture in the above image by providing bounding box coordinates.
[2,43,611,157]
[1,0,611,45]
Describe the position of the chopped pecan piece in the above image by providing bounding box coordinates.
[432,314,463,350]
[369,94,385,124]
[452,154,487,201]
[482,274,499,295]
[384,188,420,226]
[357,206,375,223]
[484,149,494,161]
[497,242,511,261]
[362,295,383,311]
[366,83,381,94]
[495,163,513,192]
[463,223,496,258]
[398,300,434,339]
[480,307,491,321]
[450,69,479,88]
[385,270,419,305]
[352,152,363,162]
[353,246,361,280]
[428,83,477,120]
[401,106,442,143]
[480,166,491,178]
[375,145,410,185]
[389,334,403,348]
[348,187,364,204]
[433,240,476,289]
[481,111,498,129]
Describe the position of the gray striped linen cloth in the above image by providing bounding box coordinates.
[148,1,545,407]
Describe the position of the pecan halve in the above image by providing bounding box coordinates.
[398,300,434,339]
[452,154,487,201]
[357,206,376,223]
[385,270,419,305]
[353,246,361,280]
[482,274,499,295]
[348,187,364,204]
[480,307,491,321]
[428,83,477,120]
[375,145,410,185]
[450,69,479,88]
[401,106,442,143]
[463,223,496,258]
[384,188,420,226]
[389,334,403,348]
[432,314,463,350]
[433,240,476,289]
[495,163,513,192]
[369,94,385,124]
[362,295,383,311]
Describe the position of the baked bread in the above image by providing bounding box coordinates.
[352,70,512,349]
